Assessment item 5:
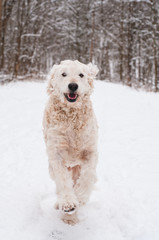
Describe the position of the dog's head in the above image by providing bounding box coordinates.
[47,60,99,105]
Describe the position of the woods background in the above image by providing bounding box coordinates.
[0,0,159,91]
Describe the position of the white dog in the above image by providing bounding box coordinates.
[43,60,98,224]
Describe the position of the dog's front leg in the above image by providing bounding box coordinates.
[49,154,79,213]
[74,160,97,206]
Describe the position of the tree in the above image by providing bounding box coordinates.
[0,0,158,91]
[0,0,16,69]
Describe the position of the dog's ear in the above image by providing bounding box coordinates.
[47,64,58,95]
[87,63,99,78]
[87,63,99,88]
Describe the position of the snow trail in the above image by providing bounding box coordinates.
[0,81,159,240]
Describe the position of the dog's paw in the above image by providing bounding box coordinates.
[61,212,79,225]
[58,197,79,214]
[62,201,77,214]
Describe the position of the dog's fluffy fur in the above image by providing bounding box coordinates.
[43,60,99,224]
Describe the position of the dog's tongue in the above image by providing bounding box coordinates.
[68,93,76,99]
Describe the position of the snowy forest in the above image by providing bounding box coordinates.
[0,0,159,91]
[1,1,159,238]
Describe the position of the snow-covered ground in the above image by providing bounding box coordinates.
[0,80,159,240]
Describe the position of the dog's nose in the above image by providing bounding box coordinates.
[68,83,78,92]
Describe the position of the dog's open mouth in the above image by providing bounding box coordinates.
[64,93,78,102]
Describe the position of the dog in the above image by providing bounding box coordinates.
[43,60,99,224]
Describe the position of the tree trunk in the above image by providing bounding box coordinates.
[119,0,124,83]
[0,0,16,70]
[127,1,133,86]
[0,0,2,30]
[90,8,95,62]
[153,38,157,92]
[138,35,141,83]
[13,0,22,77]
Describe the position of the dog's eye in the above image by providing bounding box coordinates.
[62,72,67,77]
[79,73,84,78]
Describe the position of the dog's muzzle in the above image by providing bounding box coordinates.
[64,83,78,102]
[68,83,78,92]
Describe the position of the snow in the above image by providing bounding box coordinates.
[0,80,159,240]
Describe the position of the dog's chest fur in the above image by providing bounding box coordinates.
[63,125,94,165]
[46,97,97,168]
